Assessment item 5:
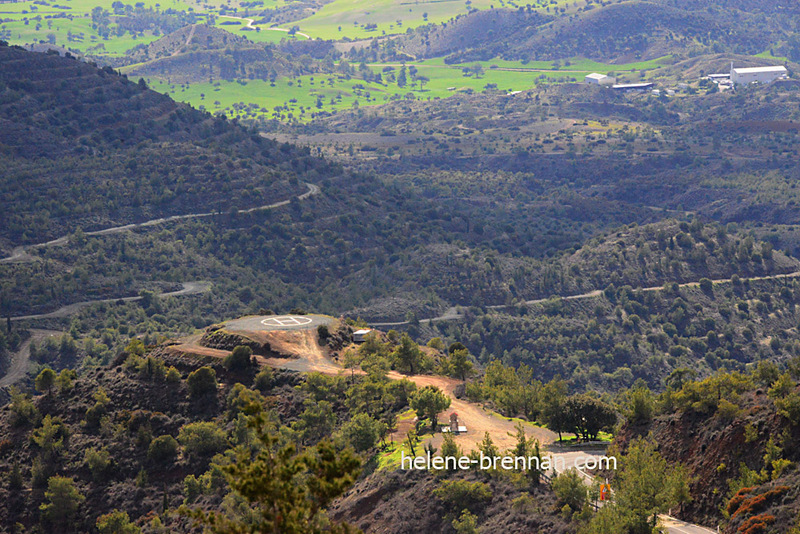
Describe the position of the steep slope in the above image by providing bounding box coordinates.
[615,371,800,532]
[0,44,329,246]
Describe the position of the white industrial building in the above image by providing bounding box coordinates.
[585,72,616,85]
[730,65,788,85]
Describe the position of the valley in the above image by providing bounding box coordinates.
[3,1,800,532]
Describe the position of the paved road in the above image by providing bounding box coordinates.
[660,515,718,534]
[225,314,334,332]
[0,183,319,264]
[0,329,62,388]
[9,282,211,321]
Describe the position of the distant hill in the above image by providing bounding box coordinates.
[392,0,798,63]
[123,25,337,84]
[0,44,329,246]
[125,23,253,64]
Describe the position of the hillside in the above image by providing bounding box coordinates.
[615,367,800,532]
[0,44,327,247]
[125,24,253,64]
[0,333,577,533]
[390,0,798,63]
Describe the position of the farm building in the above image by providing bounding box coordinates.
[731,65,787,85]
[612,82,654,92]
[353,329,372,343]
[585,73,615,85]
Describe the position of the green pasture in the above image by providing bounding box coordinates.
[281,0,575,40]
[148,61,583,122]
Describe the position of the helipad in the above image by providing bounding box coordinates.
[261,315,313,327]
[225,314,333,332]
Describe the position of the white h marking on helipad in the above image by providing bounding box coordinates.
[261,316,313,327]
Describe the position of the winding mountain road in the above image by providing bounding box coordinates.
[8,281,212,322]
[372,269,800,327]
[0,183,319,265]
[0,283,213,388]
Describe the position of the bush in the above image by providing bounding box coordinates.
[253,367,273,393]
[9,387,40,427]
[224,345,253,371]
[187,366,217,398]
[317,324,330,339]
[148,434,179,463]
[166,366,182,383]
[96,510,140,534]
[84,447,111,481]
[699,278,713,293]
[340,414,385,452]
[178,422,228,458]
[451,510,479,534]
[552,469,588,511]
[432,480,492,513]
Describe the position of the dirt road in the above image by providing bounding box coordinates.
[9,281,212,322]
[0,183,319,264]
[374,269,800,326]
[0,329,62,388]
[218,15,311,38]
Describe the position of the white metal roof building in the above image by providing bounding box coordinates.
[585,72,615,85]
[731,65,788,85]
[611,82,654,91]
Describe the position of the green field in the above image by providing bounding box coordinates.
[149,62,584,122]
[0,0,200,56]
[145,53,678,123]
[281,0,575,40]
[0,0,296,56]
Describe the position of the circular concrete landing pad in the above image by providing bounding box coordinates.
[225,314,333,332]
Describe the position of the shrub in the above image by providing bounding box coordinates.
[552,469,588,511]
[340,414,384,452]
[166,366,182,383]
[738,514,775,534]
[148,434,179,463]
[9,387,40,427]
[84,388,111,428]
[178,422,228,458]
[187,366,217,397]
[226,383,266,419]
[433,480,492,513]
[727,487,753,516]
[699,278,713,293]
[96,510,140,534]
[224,345,253,371]
[138,356,167,381]
[253,367,273,393]
[451,510,479,534]
[84,447,111,481]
